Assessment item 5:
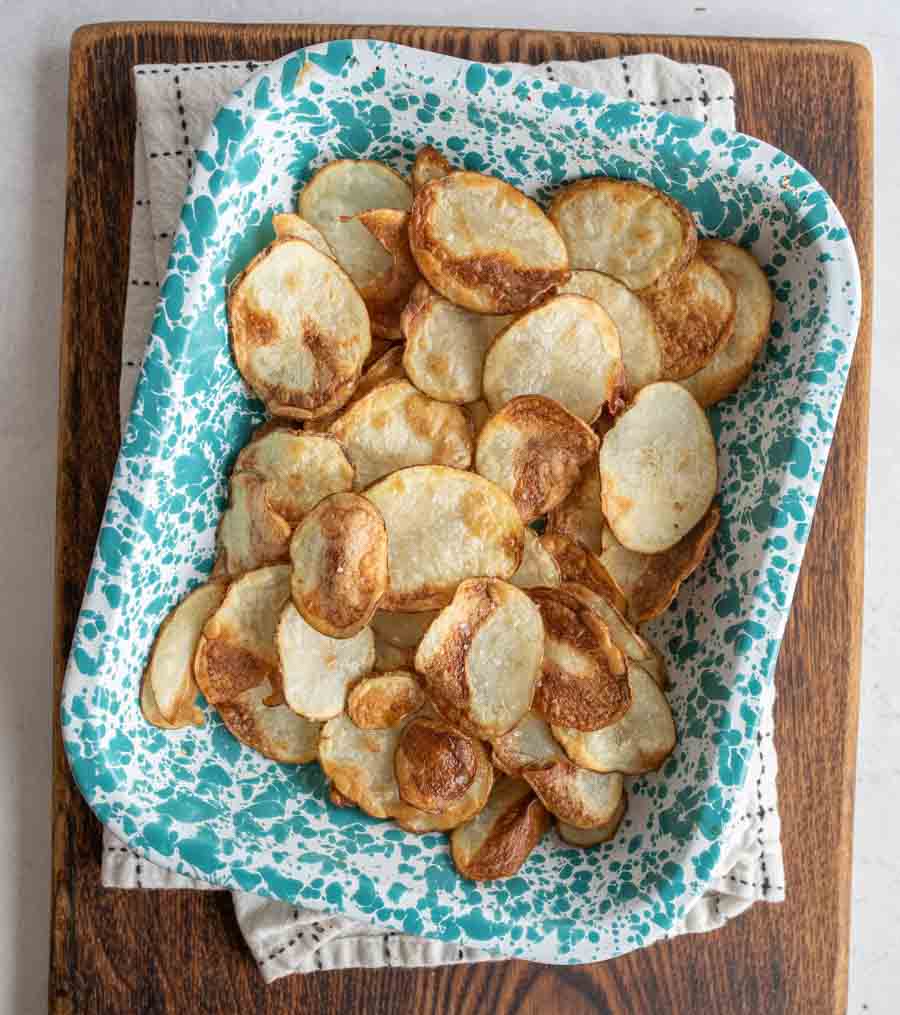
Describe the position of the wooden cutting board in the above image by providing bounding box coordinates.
[52,22,872,1015]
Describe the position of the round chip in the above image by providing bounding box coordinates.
[349,208,421,338]
[346,671,425,729]
[395,717,480,813]
[640,257,736,380]
[491,712,565,777]
[545,461,605,556]
[329,380,474,491]
[228,238,371,420]
[450,776,550,881]
[365,466,525,611]
[304,345,407,435]
[299,159,413,289]
[194,565,291,705]
[548,177,697,290]
[289,492,388,638]
[215,471,292,575]
[475,395,600,523]
[401,281,512,403]
[598,382,718,554]
[524,763,624,829]
[561,270,664,393]
[528,587,630,732]
[412,145,453,193]
[217,677,322,763]
[680,239,774,406]
[538,532,626,613]
[370,609,439,648]
[409,171,570,314]
[272,213,334,258]
[482,295,625,422]
[557,794,626,847]
[277,603,375,720]
[553,662,675,774]
[509,530,561,590]
[415,578,544,738]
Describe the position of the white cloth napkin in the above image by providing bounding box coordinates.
[103,51,784,984]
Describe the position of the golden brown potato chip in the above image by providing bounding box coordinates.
[598,382,718,554]
[304,345,407,435]
[538,532,626,613]
[217,677,322,763]
[553,663,676,774]
[524,763,624,829]
[415,578,545,738]
[557,794,626,847]
[346,671,425,729]
[545,461,605,556]
[640,257,736,380]
[349,208,421,338]
[370,609,438,648]
[401,280,511,403]
[475,395,600,523]
[409,171,570,314]
[450,776,550,880]
[215,471,292,576]
[395,717,480,813]
[272,213,334,258]
[141,670,203,730]
[289,492,388,638]
[412,145,453,193]
[365,466,525,611]
[229,238,371,420]
[491,711,565,777]
[509,530,561,590]
[528,586,631,732]
[548,177,697,290]
[330,380,473,491]
[482,295,625,422]
[680,239,774,406]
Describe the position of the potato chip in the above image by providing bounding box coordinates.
[482,295,625,423]
[370,609,438,648]
[330,380,474,491]
[598,382,717,553]
[409,171,569,314]
[548,177,697,290]
[349,208,421,338]
[412,145,453,193]
[475,395,600,523]
[401,281,511,403]
[299,159,413,289]
[228,238,371,420]
[415,578,544,737]
[681,239,774,406]
[641,257,736,380]
[304,345,407,435]
[277,602,375,720]
[272,213,334,258]
[365,466,524,610]
[194,565,291,705]
[524,763,624,829]
[553,663,676,774]
[450,776,550,880]
[491,711,565,777]
[217,678,322,763]
[140,670,203,730]
[509,530,561,590]
[216,471,292,575]
[346,671,425,729]
[545,461,605,556]
[373,637,417,672]
[538,532,626,613]
[560,270,664,393]
[528,587,631,731]
[557,794,626,847]
[394,717,482,813]
[289,492,388,638]
[392,750,493,833]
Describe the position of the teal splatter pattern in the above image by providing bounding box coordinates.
[61,41,861,964]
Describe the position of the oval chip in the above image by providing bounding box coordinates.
[475,395,600,523]
[538,532,626,613]
[524,763,624,829]
[272,213,334,258]
[392,752,493,834]
[228,238,371,420]
[415,578,544,738]
[482,294,625,422]
[289,492,388,638]
[216,471,292,576]
[548,177,697,291]
[346,671,425,729]
[365,466,525,610]
[598,382,717,554]
[394,717,480,813]
[140,669,203,730]
[680,239,774,406]
[545,461,605,556]
[330,380,474,491]
[491,711,565,777]
[349,208,421,338]
[412,145,454,193]
[557,794,626,847]
[509,529,561,590]
[217,678,322,763]
[409,171,570,314]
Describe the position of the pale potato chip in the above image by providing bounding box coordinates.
[349,208,421,338]
[401,280,511,403]
[394,717,481,812]
[272,213,334,258]
[304,345,407,435]
[525,763,624,829]
[299,159,413,289]
[548,177,697,290]
[277,602,375,721]
[598,382,717,554]
[415,578,544,738]
[680,239,774,406]
[140,670,203,730]
[545,461,605,556]
[450,776,550,880]
[409,171,569,314]
[482,294,625,423]
[228,238,371,420]
[475,395,600,523]
[553,662,676,774]
[412,145,453,193]
[365,466,524,610]
[370,609,438,648]
[217,678,322,763]
[557,794,626,846]
[560,270,664,393]
[373,637,417,672]
[509,530,561,590]
[528,587,630,732]
[289,492,388,638]
[491,712,565,776]
[641,257,736,380]
[194,565,291,705]
[346,671,425,729]
[144,580,227,723]
[330,380,473,491]
[538,532,626,613]
[216,471,292,575]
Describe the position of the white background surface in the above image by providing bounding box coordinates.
[1,2,894,1013]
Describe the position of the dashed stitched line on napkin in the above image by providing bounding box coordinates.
[757,730,771,897]
[619,57,634,100]
[130,279,159,287]
[136,64,263,74]
[696,66,710,123]
[147,150,190,159]
[174,75,192,174]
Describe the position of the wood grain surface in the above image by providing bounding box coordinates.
[52,22,873,1015]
